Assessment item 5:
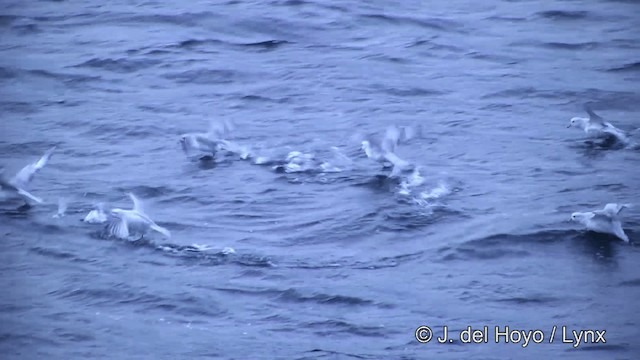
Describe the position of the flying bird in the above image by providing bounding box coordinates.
[0,147,55,207]
[567,105,629,145]
[106,193,170,240]
[571,203,631,242]
[179,120,235,160]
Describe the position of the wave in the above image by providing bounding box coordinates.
[606,61,640,73]
[619,279,640,287]
[296,349,374,360]
[240,39,290,50]
[75,57,161,74]
[485,15,527,22]
[210,286,385,308]
[302,319,389,337]
[29,246,91,263]
[241,94,290,103]
[0,100,39,114]
[12,23,40,34]
[163,68,244,85]
[358,13,463,33]
[543,41,599,50]
[494,295,560,305]
[574,344,629,352]
[0,66,16,79]
[50,283,225,318]
[166,38,290,52]
[369,84,445,97]
[0,15,21,26]
[351,251,426,270]
[120,11,217,27]
[436,230,572,262]
[16,68,102,84]
[536,10,590,20]
[406,38,456,49]
[483,88,640,107]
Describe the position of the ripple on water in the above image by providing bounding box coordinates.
[210,286,389,309]
[303,319,390,338]
[535,10,590,20]
[74,58,161,74]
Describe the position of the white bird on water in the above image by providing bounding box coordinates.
[0,147,55,206]
[571,203,631,242]
[567,105,629,145]
[361,125,414,176]
[179,120,234,159]
[82,203,108,224]
[106,193,170,240]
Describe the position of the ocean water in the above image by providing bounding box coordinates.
[1,0,639,359]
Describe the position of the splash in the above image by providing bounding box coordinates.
[395,167,451,208]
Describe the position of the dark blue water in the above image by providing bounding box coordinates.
[1,0,639,359]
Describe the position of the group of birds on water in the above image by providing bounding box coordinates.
[0,105,636,243]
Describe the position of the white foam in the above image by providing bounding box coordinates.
[222,247,236,255]
[419,182,451,200]
[191,243,214,251]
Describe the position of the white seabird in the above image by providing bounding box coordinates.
[82,203,108,224]
[0,147,55,206]
[106,193,171,240]
[571,203,631,242]
[361,125,412,176]
[567,105,629,145]
[179,120,234,159]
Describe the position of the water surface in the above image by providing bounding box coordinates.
[1,0,639,358]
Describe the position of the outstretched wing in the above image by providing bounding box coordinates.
[207,119,234,140]
[12,147,55,188]
[127,192,145,214]
[399,125,422,142]
[17,188,43,204]
[584,104,605,126]
[600,203,628,216]
[150,223,171,238]
[107,216,129,239]
[381,125,401,154]
[611,220,629,242]
[330,146,353,165]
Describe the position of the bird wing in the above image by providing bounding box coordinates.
[381,126,401,154]
[399,125,422,142]
[127,193,145,214]
[584,104,605,126]
[207,119,234,140]
[611,220,629,242]
[330,146,353,165]
[600,203,628,217]
[195,136,222,152]
[17,188,43,204]
[107,216,129,239]
[590,212,611,223]
[0,176,19,192]
[150,223,171,238]
[12,147,55,188]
